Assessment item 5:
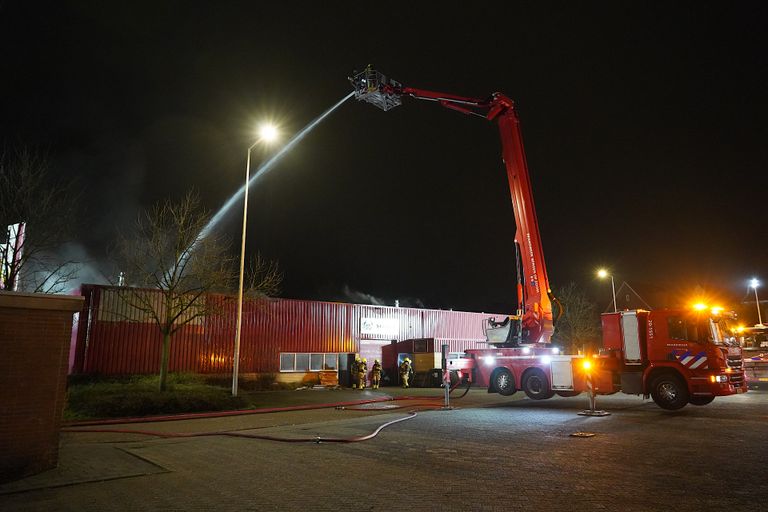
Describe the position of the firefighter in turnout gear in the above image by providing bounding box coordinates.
[371,359,382,389]
[357,358,368,389]
[350,355,360,388]
[399,358,412,388]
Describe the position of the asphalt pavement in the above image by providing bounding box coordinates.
[1,387,766,511]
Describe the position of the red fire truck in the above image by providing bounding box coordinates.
[452,308,746,409]
[350,67,747,409]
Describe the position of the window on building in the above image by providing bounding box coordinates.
[280,352,344,372]
[295,353,310,371]
[310,353,324,371]
[324,354,338,370]
[280,353,295,372]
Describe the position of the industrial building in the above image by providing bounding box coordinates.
[69,284,504,385]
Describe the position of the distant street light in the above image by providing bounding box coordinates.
[750,278,763,326]
[232,123,280,397]
[597,268,617,313]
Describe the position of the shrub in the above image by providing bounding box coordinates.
[66,376,248,419]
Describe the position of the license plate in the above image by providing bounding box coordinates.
[736,388,744,393]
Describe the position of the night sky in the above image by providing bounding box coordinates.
[2,2,767,316]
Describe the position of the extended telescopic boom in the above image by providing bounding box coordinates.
[350,67,555,344]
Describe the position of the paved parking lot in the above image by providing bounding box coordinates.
[2,388,766,511]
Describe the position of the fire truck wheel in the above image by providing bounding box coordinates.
[689,395,715,406]
[650,373,689,410]
[492,369,516,396]
[522,370,555,400]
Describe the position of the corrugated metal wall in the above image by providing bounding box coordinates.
[71,284,507,375]
[422,309,500,353]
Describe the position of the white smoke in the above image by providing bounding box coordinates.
[51,243,110,294]
[341,284,387,305]
[340,284,425,308]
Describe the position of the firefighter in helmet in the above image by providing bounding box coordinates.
[350,355,360,388]
[399,357,412,388]
[357,358,368,389]
[371,359,383,389]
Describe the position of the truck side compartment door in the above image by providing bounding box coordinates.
[621,312,643,365]
[551,356,576,390]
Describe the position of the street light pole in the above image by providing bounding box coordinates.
[232,124,278,397]
[232,142,255,397]
[751,278,763,326]
[597,268,617,313]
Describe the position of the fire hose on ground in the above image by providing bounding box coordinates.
[60,380,472,444]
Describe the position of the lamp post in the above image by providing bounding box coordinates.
[232,123,279,397]
[750,278,763,326]
[597,268,617,313]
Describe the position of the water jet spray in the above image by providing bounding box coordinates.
[199,91,355,242]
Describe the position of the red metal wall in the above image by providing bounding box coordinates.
[70,285,506,375]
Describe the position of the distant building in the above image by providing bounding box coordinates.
[603,281,665,312]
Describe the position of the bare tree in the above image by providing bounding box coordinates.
[114,192,236,391]
[0,147,80,293]
[245,252,282,299]
[551,282,600,354]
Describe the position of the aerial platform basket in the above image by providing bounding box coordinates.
[349,67,402,111]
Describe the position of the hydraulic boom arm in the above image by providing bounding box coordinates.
[349,67,555,344]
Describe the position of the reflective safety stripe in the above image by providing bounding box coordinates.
[689,357,707,369]
[671,349,709,370]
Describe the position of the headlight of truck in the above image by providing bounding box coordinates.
[709,375,728,383]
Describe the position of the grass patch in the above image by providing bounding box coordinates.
[65,373,248,421]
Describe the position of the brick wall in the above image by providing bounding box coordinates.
[0,292,83,483]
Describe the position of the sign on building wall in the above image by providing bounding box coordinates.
[360,317,399,336]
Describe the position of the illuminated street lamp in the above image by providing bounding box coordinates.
[750,278,763,326]
[597,268,617,313]
[232,123,279,397]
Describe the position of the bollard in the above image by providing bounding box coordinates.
[578,358,610,417]
[442,344,452,410]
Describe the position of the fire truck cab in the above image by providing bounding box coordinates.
[598,308,746,408]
